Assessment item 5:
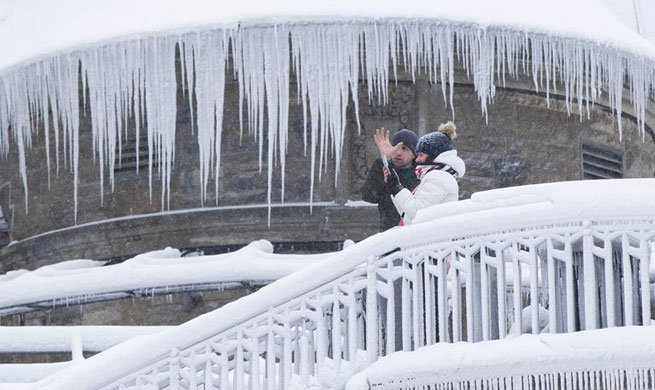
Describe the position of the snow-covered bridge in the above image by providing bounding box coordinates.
[12,179,651,390]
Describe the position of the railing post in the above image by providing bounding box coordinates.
[437,253,448,343]
[496,244,507,339]
[603,237,615,328]
[565,240,576,333]
[530,243,539,335]
[622,233,634,326]
[236,329,245,390]
[465,251,475,342]
[547,237,557,333]
[423,255,434,346]
[386,259,397,353]
[640,238,651,325]
[331,288,343,370]
[452,249,462,342]
[366,255,378,363]
[250,323,260,390]
[70,332,84,362]
[266,312,276,390]
[481,246,490,341]
[401,259,411,350]
[582,220,598,330]
[347,280,358,362]
[512,242,522,336]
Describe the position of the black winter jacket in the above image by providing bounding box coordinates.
[361,159,420,231]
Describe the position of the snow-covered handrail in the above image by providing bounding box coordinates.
[36,180,655,390]
[0,326,172,354]
[0,240,327,315]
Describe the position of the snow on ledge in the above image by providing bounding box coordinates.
[0,240,330,312]
[346,327,655,390]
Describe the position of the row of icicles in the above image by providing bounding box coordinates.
[0,21,653,224]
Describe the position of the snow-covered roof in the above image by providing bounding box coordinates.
[1,0,654,72]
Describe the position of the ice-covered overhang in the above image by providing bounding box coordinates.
[1,0,654,70]
[1,0,655,222]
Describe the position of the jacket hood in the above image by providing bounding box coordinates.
[434,150,466,178]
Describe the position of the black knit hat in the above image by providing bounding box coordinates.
[391,129,418,156]
[416,131,453,161]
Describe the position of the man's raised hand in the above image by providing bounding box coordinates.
[373,128,393,159]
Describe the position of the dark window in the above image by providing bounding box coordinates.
[115,132,149,173]
[581,143,623,180]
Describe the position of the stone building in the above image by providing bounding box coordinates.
[0,2,654,279]
[1,64,653,274]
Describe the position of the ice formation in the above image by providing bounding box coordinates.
[1,18,654,220]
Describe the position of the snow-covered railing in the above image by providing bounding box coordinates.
[346,327,655,390]
[0,326,171,355]
[0,240,329,316]
[36,180,655,390]
[0,326,171,384]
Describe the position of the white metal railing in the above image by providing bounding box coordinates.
[38,179,655,390]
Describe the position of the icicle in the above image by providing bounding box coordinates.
[1,20,653,223]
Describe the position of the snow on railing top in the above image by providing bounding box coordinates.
[29,179,655,390]
[346,326,655,390]
[1,1,654,224]
[0,240,328,314]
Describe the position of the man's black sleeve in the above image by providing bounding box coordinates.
[361,159,386,204]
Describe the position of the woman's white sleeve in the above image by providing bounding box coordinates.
[391,173,449,223]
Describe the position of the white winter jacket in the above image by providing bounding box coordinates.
[391,150,465,225]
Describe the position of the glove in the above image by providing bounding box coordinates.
[386,168,404,195]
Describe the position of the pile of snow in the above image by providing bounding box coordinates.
[346,326,655,390]
[0,240,329,313]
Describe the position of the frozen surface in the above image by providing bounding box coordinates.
[1,0,654,223]
[347,327,655,389]
[0,240,327,311]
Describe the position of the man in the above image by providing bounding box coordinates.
[361,128,420,231]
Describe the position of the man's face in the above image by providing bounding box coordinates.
[391,142,415,168]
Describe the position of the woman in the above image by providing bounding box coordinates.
[384,121,466,225]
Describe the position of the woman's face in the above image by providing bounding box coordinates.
[415,152,430,164]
